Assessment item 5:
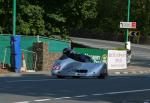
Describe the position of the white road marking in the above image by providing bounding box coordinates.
[14,101,30,103]
[62,97,72,99]
[54,97,65,100]
[114,72,121,75]
[92,88,150,96]
[139,71,144,74]
[6,79,65,83]
[54,97,72,100]
[74,95,88,98]
[123,72,128,74]
[92,93,104,96]
[34,99,51,102]
[14,88,150,103]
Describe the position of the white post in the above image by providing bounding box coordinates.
[126,41,131,50]
[3,48,7,68]
[37,35,41,42]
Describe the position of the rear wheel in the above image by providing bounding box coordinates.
[72,76,80,79]
[98,69,108,79]
[57,75,65,79]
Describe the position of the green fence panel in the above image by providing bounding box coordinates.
[0,35,11,65]
[0,47,11,65]
[0,47,6,64]
[21,36,37,51]
[21,36,70,52]
[20,36,37,70]
[0,34,71,67]
[73,48,108,63]
[0,35,11,46]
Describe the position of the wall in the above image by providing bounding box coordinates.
[0,34,70,70]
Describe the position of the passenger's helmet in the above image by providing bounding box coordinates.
[63,48,72,56]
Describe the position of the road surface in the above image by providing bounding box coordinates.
[0,75,150,103]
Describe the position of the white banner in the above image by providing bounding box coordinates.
[108,50,127,69]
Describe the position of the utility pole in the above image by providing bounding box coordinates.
[125,0,131,50]
[12,0,22,73]
[13,0,16,35]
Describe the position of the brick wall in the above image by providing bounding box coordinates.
[33,42,63,71]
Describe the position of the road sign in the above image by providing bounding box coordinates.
[120,22,136,29]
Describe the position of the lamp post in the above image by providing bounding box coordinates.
[125,0,131,50]
[12,0,22,73]
[13,0,16,36]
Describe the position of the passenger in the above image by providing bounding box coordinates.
[63,48,72,56]
[63,48,75,58]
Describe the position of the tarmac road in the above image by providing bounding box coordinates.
[1,75,150,103]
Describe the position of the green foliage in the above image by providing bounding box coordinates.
[0,9,2,15]
[48,14,66,23]
[0,27,3,33]
[46,13,66,35]
[0,0,150,41]
[17,4,45,35]
[17,19,31,35]
[81,0,97,19]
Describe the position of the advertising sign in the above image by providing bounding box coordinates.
[73,48,108,63]
[108,50,127,69]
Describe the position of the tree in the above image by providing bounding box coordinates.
[17,3,45,35]
[0,0,12,34]
[0,0,149,42]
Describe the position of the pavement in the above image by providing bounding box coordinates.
[108,65,150,76]
[0,70,51,77]
[0,65,150,77]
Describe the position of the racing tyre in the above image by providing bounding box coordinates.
[98,69,108,79]
[57,75,65,79]
[72,76,80,79]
